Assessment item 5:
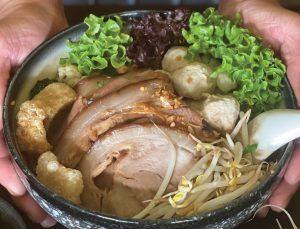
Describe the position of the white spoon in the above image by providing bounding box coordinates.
[249,109,300,161]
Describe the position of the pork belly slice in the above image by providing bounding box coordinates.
[163,106,219,142]
[77,124,199,217]
[88,104,219,143]
[75,74,112,98]
[75,69,169,99]
[55,79,173,168]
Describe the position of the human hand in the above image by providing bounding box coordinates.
[219,0,300,216]
[0,0,68,227]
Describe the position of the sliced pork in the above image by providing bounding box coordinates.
[75,74,112,98]
[78,124,199,217]
[55,79,174,167]
[75,69,169,99]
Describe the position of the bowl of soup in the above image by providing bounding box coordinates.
[3,9,297,228]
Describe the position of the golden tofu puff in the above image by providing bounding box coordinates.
[16,101,51,155]
[36,151,84,204]
[58,64,82,87]
[16,83,76,156]
[162,46,190,73]
[169,63,216,99]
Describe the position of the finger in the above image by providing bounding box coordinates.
[286,61,300,107]
[12,193,47,223]
[284,143,300,185]
[218,0,243,18]
[218,0,235,17]
[268,143,300,211]
[268,177,299,212]
[40,215,57,228]
[13,194,57,228]
[257,206,269,218]
[0,57,10,129]
[0,132,26,196]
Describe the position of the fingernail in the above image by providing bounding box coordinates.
[40,215,56,228]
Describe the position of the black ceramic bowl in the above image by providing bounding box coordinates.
[3,11,298,229]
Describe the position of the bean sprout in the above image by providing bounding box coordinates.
[138,110,276,219]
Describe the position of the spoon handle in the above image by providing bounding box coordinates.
[249,109,300,161]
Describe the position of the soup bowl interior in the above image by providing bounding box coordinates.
[3,11,297,229]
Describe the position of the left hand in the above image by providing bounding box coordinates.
[0,0,68,227]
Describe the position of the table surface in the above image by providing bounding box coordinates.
[1,4,299,229]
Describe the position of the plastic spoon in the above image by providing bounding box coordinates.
[249,109,300,161]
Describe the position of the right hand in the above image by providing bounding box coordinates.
[219,0,300,217]
[219,0,300,106]
[0,0,68,227]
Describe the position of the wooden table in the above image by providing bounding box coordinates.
[1,4,299,229]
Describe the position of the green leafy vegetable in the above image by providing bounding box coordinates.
[30,78,57,99]
[182,8,286,115]
[243,144,258,155]
[60,14,132,75]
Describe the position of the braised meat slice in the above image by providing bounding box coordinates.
[55,79,173,168]
[56,75,219,168]
[75,69,169,99]
[77,124,199,217]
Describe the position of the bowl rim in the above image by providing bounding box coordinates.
[2,9,298,226]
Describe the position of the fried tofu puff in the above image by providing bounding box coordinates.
[16,83,76,156]
[36,151,84,204]
[58,64,82,87]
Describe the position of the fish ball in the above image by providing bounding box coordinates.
[200,95,240,133]
[217,73,237,93]
[162,46,190,72]
[170,63,216,99]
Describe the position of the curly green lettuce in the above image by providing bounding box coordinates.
[182,8,286,115]
[60,14,132,75]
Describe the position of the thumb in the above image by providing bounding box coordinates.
[0,131,26,197]
[0,56,26,196]
[0,56,11,128]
